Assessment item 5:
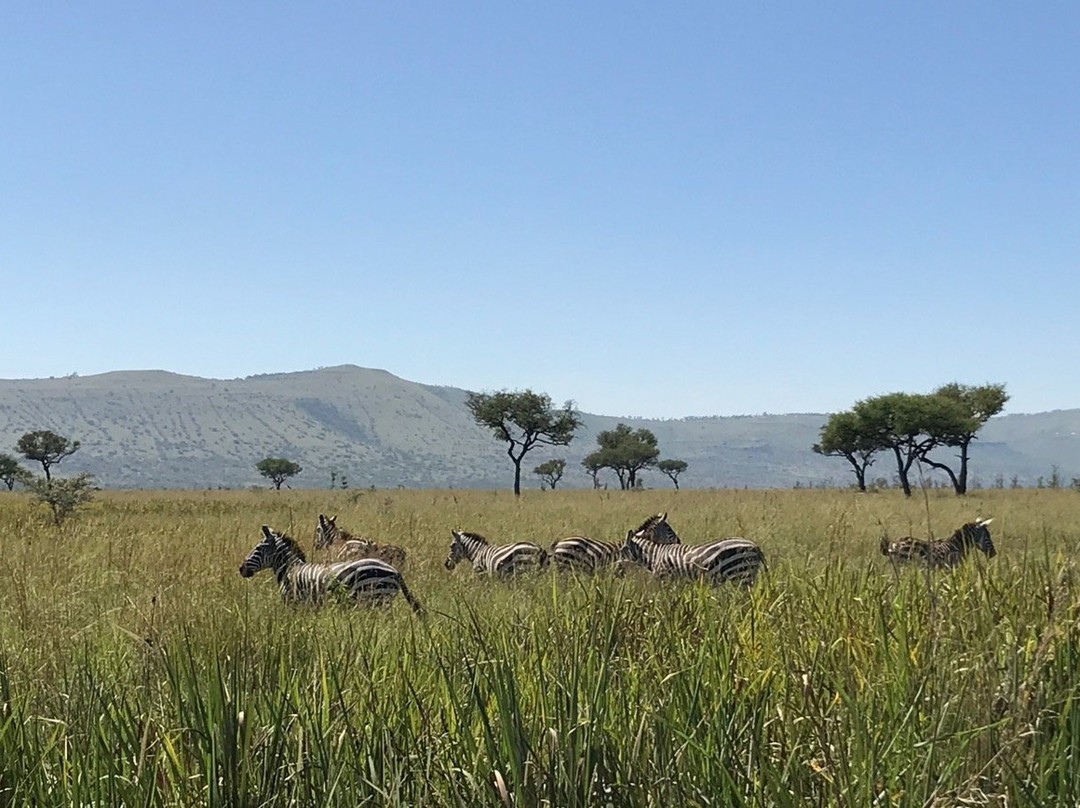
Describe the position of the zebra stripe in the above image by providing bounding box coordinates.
[621,531,766,587]
[549,536,623,572]
[552,516,681,573]
[880,518,996,568]
[445,530,548,576]
[241,525,423,612]
[315,513,407,567]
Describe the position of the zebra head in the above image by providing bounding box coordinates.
[240,525,306,577]
[445,529,473,569]
[630,512,680,545]
[961,518,996,558]
[314,514,337,549]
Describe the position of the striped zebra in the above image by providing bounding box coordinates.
[551,513,681,573]
[620,530,766,587]
[880,518,996,568]
[241,525,424,612]
[444,530,548,576]
[314,513,407,567]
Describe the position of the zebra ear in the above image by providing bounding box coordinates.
[978,517,994,526]
[261,525,274,539]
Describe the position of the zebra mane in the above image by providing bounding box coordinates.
[271,529,307,563]
[454,530,489,544]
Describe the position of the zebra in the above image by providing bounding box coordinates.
[444,530,548,576]
[620,529,766,587]
[314,513,407,567]
[551,513,681,573]
[240,525,424,612]
[880,518,996,568]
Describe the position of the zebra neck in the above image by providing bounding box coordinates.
[945,534,968,556]
[273,549,306,588]
[458,535,487,560]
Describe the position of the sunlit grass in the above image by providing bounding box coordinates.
[1,487,1079,806]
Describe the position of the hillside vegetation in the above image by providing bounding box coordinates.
[1,365,1078,489]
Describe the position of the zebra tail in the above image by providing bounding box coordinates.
[879,536,891,556]
[539,547,550,568]
[398,577,426,615]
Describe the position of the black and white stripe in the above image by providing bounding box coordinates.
[620,530,766,587]
[445,530,548,576]
[241,525,423,612]
[315,513,407,566]
[551,513,681,573]
[880,518,996,568]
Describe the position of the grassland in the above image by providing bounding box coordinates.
[2,487,1079,807]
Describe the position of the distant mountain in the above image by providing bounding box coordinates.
[0,365,1077,489]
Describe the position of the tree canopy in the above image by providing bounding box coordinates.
[585,424,660,490]
[0,453,33,491]
[466,390,582,496]
[814,383,1007,496]
[657,458,688,490]
[255,457,303,490]
[17,430,80,483]
[533,459,566,490]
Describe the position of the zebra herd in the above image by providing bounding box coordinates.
[237,511,998,611]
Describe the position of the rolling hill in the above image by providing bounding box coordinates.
[0,365,1077,490]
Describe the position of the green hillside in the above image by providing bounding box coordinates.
[0,365,1077,489]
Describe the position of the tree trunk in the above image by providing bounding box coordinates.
[893,446,913,496]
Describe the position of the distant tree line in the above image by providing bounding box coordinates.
[813,383,1009,496]
[464,389,688,493]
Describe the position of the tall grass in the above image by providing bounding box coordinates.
[1,487,1079,806]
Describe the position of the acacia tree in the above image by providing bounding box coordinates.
[590,424,660,490]
[919,383,1008,495]
[533,459,566,490]
[466,390,582,496]
[255,457,303,490]
[0,453,33,491]
[812,410,878,492]
[17,430,80,483]
[31,473,96,525]
[582,455,604,489]
[852,394,945,497]
[657,459,688,490]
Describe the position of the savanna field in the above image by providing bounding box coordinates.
[2,487,1080,807]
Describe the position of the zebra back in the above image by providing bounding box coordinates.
[622,532,766,587]
[446,530,548,576]
[317,513,408,566]
[549,536,622,572]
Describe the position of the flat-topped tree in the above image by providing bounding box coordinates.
[588,424,660,490]
[466,390,581,496]
[657,459,688,490]
[256,457,303,490]
[920,383,1008,495]
[533,459,566,490]
[17,430,80,484]
[813,410,878,492]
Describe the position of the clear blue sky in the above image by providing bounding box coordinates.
[3,3,1078,418]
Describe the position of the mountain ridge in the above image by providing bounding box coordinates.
[1,365,1077,490]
